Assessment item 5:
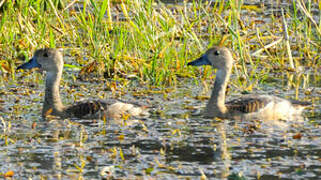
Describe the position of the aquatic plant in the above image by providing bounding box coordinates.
[0,0,319,87]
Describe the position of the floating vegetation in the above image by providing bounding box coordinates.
[0,0,320,179]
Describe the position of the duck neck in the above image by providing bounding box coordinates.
[205,67,231,117]
[43,69,64,117]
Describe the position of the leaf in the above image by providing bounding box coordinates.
[4,170,14,177]
[145,167,154,175]
[1,61,11,73]
[121,113,130,121]
[241,5,263,12]
[171,129,181,136]
[293,133,302,139]
[74,163,83,173]
[119,147,125,161]
[110,147,117,159]
[64,63,81,70]
[98,0,109,23]
[245,83,253,91]
[199,168,207,180]
[44,108,53,117]
[141,123,148,132]
[118,134,125,140]
[32,122,37,129]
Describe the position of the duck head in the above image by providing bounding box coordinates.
[188,46,233,69]
[17,48,63,72]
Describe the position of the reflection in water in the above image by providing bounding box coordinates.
[2,70,319,179]
[1,87,320,179]
[218,121,230,179]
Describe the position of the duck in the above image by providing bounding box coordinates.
[188,46,310,120]
[17,48,149,120]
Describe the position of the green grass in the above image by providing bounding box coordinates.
[0,0,320,89]
[0,1,320,179]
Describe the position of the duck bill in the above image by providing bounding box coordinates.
[17,57,41,70]
[187,54,211,66]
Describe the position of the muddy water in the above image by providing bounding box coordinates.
[1,1,321,180]
[1,71,320,179]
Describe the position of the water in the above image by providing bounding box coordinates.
[1,72,320,179]
[1,1,321,179]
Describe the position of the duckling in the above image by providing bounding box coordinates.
[17,48,149,120]
[188,46,310,120]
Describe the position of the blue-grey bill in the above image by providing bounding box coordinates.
[17,57,41,70]
[187,54,211,66]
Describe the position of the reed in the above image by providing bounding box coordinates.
[0,0,319,88]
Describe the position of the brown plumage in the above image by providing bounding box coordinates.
[17,48,149,120]
[226,96,271,113]
[188,46,310,120]
[64,100,107,119]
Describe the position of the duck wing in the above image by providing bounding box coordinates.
[64,100,109,119]
[226,95,272,113]
[65,99,149,119]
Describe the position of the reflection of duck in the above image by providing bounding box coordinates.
[188,46,310,120]
[17,48,149,119]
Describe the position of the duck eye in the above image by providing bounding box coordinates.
[214,50,220,56]
[43,52,48,57]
